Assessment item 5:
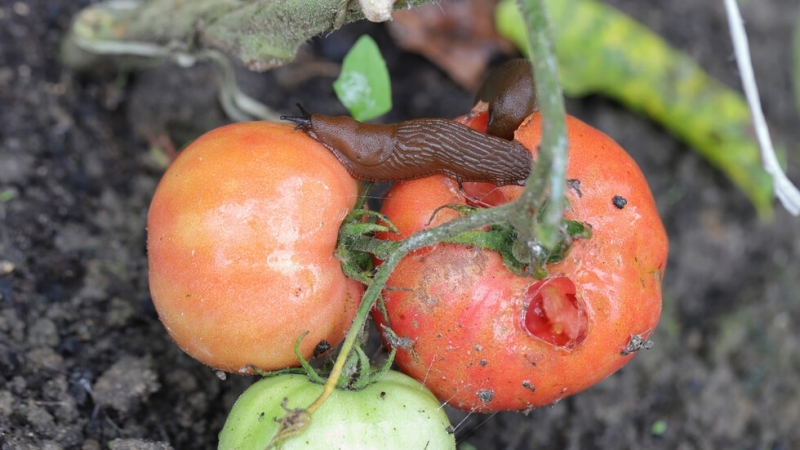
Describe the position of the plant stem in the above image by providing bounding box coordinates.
[514,0,568,249]
[286,0,571,442]
[306,202,514,414]
[306,0,571,410]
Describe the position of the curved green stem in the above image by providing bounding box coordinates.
[306,202,513,416]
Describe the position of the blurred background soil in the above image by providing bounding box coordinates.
[2,0,800,449]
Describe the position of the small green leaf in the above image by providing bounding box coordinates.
[334,35,391,121]
[293,331,326,385]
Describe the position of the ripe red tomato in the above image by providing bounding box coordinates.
[373,112,668,412]
[147,122,363,374]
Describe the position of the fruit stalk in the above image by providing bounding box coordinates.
[283,0,572,442]
[512,0,568,251]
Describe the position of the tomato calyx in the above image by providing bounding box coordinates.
[261,318,403,447]
[443,204,592,278]
[334,183,402,284]
[267,399,312,449]
[285,329,397,391]
[336,185,591,282]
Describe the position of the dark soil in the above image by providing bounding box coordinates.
[2,1,800,449]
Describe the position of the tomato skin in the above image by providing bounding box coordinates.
[147,122,363,374]
[374,113,668,412]
[218,371,456,449]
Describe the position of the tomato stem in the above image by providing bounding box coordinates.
[277,0,571,443]
[306,202,515,416]
[513,0,568,251]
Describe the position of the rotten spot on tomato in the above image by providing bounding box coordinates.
[612,195,627,209]
[477,389,494,403]
[567,179,582,197]
[522,276,588,349]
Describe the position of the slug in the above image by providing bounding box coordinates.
[281,105,533,186]
[475,58,537,140]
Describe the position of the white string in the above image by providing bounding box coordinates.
[724,0,800,215]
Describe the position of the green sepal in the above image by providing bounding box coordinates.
[335,185,402,283]
[293,331,327,385]
[347,345,373,390]
[444,208,592,278]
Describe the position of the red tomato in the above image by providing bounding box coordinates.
[147,122,363,374]
[374,113,668,412]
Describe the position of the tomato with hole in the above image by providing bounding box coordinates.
[373,112,668,412]
[218,370,456,449]
[147,122,363,374]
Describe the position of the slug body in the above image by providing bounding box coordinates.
[475,58,537,140]
[286,114,533,186]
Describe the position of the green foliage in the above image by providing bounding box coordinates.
[63,0,432,72]
[497,0,775,217]
[334,35,392,121]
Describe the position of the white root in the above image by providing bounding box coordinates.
[724,0,800,216]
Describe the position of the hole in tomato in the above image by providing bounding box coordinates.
[461,182,509,208]
[522,276,588,349]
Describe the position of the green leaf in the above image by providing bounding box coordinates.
[333,35,392,121]
[496,0,775,218]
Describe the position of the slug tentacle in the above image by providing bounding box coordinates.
[281,115,312,131]
[280,103,313,131]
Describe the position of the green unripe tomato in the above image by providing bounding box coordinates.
[219,371,456,449]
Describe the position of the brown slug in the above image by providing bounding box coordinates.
[475,58,537,140]
[281,105,533,186]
